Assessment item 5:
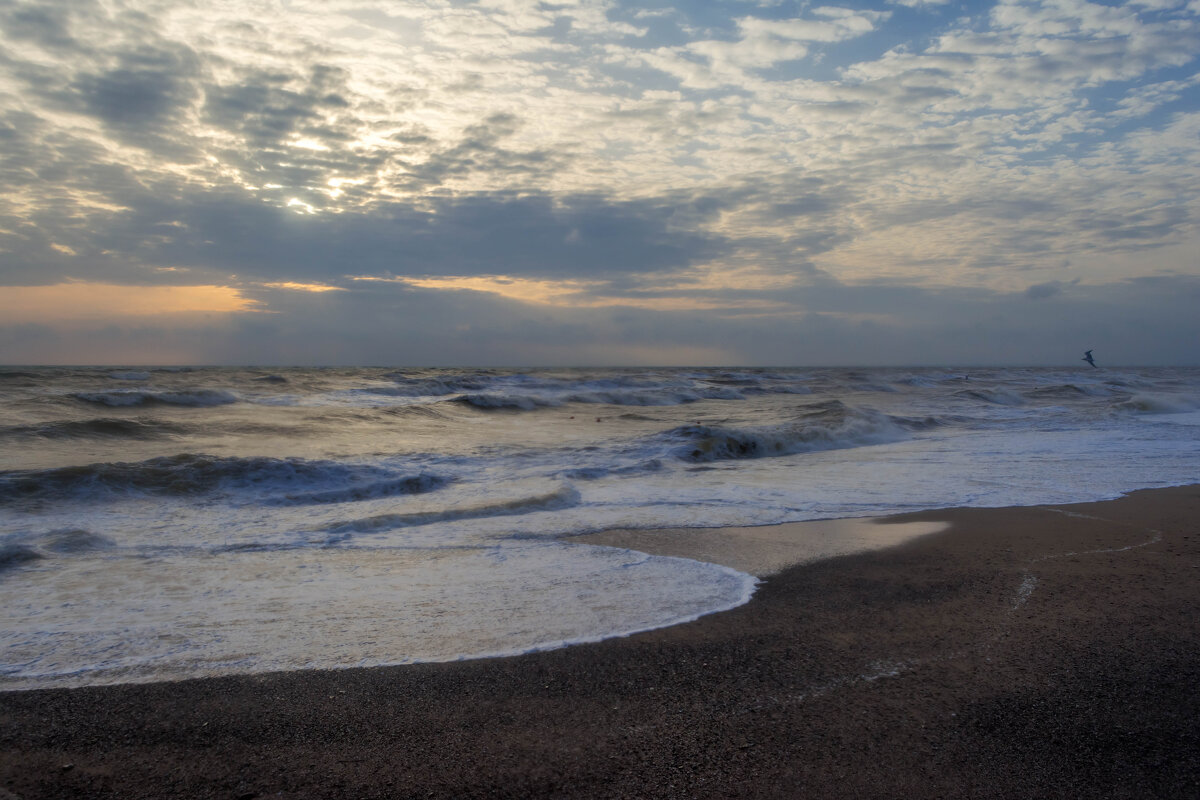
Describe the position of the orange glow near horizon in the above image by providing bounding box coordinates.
[367,274,784,313]
[369,275,601,305]
[258,281,346,293]
[0,283,260,323]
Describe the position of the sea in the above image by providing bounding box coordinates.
[2,366,1198,690]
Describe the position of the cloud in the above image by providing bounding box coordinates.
[629,7,888,89]
[0,184,740,288]
[73,46,199,126]
[0,283,257,324]
[202,65,354,150]
[6,272,1199,366]
[0,0,1197,365]
[1,2,78,51]
[1024,279,1079,299]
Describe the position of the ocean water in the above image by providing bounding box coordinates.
[2,366,1198,690]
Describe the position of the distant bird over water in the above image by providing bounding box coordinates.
[1082,349,1097,368]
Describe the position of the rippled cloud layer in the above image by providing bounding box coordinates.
[2,0,1198,364]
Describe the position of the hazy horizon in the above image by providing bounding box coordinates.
[3,360,1194,369]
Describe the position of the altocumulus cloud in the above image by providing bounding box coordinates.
[0,0,1198,365]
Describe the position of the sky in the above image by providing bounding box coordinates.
[1,0,1198,366]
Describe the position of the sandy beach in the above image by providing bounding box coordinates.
[2,484,1198,798]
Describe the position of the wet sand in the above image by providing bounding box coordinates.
[575,517,951,577]
[2,485,1199,798]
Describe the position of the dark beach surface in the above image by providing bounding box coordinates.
[3,485,1199,799]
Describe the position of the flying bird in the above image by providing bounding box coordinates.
[1082,349,1097,368]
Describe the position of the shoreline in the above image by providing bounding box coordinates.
[573,516,952,577]
[0,516,942,694]
[3,485,1199,798]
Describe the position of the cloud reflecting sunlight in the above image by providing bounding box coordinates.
[1,0,1198,364]
[0,283,259,323]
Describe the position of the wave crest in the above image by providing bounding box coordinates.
[561,460,664,481]
[954,388,1025,406]
[0,529,116,573]
[452,393,562,411]
[375,375,492,396]
[326,484,581,534]
[567,386,744,406]
[0,543,44,571]
[1113,393,1198,415]
[0,417,186,441]
[669,402,908,462]
[39,528,117,553]
[0,454,450,504]
[268,474,449,505]
[73,389,239,407]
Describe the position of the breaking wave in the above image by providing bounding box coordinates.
[374,376,493,396]
[954,388,1026,406]
[448,385,751,411]
[566,386,744,405]
[668,401,910,462]
[452,393,562,411]
[0,417,187,441]
[0,454,450,504]
[1024,383,1114,400]
[73,389,239,408]
[561,460,664,481]
[0,529,117,573]
[1113,393,1198,415]
[0,543,44,572]
[38,528,117,553]
[267,474,449,505]
[346,370,828,410]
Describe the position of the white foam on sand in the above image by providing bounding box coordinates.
[0,540,755,690]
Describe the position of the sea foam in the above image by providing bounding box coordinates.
[3,365,1199,690]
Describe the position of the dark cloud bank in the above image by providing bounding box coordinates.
[4,270,1198,366]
